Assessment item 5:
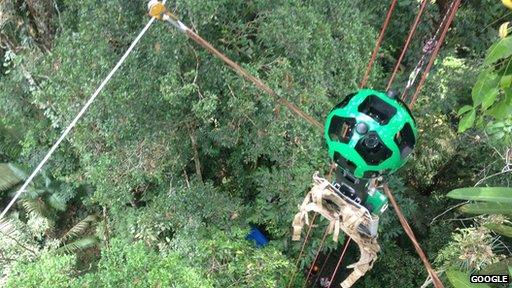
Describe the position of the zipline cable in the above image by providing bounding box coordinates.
[0,8,164,220]
[386,0,429,91]
[327,237,351,288]
[148,1,323,131]
[313,250,332,286]
[409,0,461,108]
[360,0,398,88]
[401,0,457,101]
[302,227,330,288]
[383,184,443,287]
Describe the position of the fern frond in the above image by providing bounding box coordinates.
[45,193,67,212]
[61,215,97,242]
[57,237,98,254]
[0,217,17,239]
[21,198,49,218]
[20,188,47,200]
[0,163,25,192]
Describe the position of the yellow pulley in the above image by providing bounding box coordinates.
[503,0,512,10]
[148,0,167,19]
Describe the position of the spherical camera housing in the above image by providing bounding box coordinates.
[324,89,418,178]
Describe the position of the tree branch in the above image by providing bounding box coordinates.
[188,124,203,183]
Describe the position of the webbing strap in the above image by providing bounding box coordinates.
[292,174,380,288]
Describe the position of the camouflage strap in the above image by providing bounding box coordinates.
[292,173,380,288]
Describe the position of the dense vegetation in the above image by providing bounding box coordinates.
[1,0,511,287]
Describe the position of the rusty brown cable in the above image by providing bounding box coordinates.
[287,213,319,288]
[302,227,330,288]
[383,184,444,288]
[313,250,332,286]
[401,0,457,102]
[185,30,324,131]
[386,0,429,91]
[360,0,398,88]
[409,0,461,109]
[327,237,351,288]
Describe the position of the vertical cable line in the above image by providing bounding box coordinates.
[360,0,398,88]
[401,0,457,101]
[302,227,330,287]
[327,237,351,288]
[0,12,163,219]
[409,0,461,108]
[386,0,429,91]
[287,213,318,288]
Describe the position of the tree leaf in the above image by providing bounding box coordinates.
[46,193,67,212]
[484,37,512,65]
[459,202,512,215]
[480,258,512,275]
[500,74,512,89]
[484,223,512,237]
[0,163,25,192]
[447,187,512,202]
[0,217,17,239]
[57,237,98,254]
[446,270,491,288]
[457,105,474,116]
[481,90,500,110]
[472,71,499,106]
[485,99,512,120]
[458,109,476,133]
[61,215,97,242]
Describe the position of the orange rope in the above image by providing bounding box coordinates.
[185,30,324,131]
[303,227,330,287]
[287,213,318,288]
[383,184,444,288]
[313,251,332,286]
[327,237,351,288]
[386,0,429,91]
[360,0,398,88]
[409,0,461,108]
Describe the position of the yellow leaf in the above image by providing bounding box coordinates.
[500,22,510,39]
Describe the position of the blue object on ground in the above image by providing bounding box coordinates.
[246,226,269,247]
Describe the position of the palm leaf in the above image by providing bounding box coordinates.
[0,217,17,239]
[61,215,97,242]
[458,202,512,215]
[485,223,512,237]
[21,198,49,218]
[447,187,512,203]
[57,237,98,254]
[45,193,67,212]
[0,163,25,192]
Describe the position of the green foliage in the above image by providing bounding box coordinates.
[6,253,76,288]
[60,215,97,242]
[447,187,512,203]
[1,0,511,287]
[0,163,25,192]
[446,269,491,288]
[435,226,503,272]
[77,238,212,288]
[484,223,512,238]
[361,240,426,287]
[458,36,512,145]
[480,257,512,276]
[459,202,512,215]
[170,226,294,287]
